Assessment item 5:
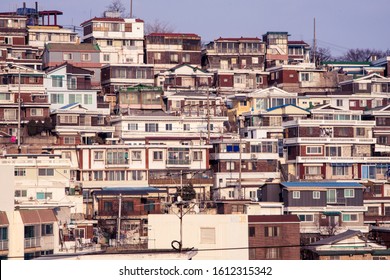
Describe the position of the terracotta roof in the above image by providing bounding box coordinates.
[135,18,144,23]
[0,212,9,226]
[47,62,94,75]
[45,43,100,52]
[147,33,200,38]
[81,17,125,26]
[19,209,57,225]
[248,215,300,223]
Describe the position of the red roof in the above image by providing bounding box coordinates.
[147,32,200,38]
[135,18,144,23]
[288,40,309,45]
[216,37,262,42]
[248,215,300,223]
[81,17,125,26]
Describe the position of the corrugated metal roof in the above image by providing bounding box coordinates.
[0,211,9,225]
[282,182,364,188]
[20,209,57,225]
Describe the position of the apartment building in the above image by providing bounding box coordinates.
[145,33,202,73]
[81,12,145,65]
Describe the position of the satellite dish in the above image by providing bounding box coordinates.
[193,205,200,214]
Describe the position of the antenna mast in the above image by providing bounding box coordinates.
[130,0,133,18]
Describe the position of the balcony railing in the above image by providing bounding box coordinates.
[295,156,390,163]
[284,137,376,144]
[0,240,8,251]
[166,159,191,166]
[25,237,40,248]
[149,178,213,185]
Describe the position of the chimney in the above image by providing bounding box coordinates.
[35,2,38,12]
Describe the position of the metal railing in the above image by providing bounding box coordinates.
[0,240,8,251]
[24,237,40,248]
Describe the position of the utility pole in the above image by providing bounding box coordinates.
[130,0,133,18]
[206,87,210,144]
[17,66,21,153]
[313,17,317,67]
[116,193,122,247]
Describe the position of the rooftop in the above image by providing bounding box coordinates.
[281,182,364,188]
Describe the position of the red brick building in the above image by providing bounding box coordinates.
[248,215,300,260]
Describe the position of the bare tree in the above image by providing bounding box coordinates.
[338,48,390,62]
[145,19,175,35]
[312,47,333,65]
[105,0,126,17]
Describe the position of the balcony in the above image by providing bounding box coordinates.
[24,237,40,248]
[284,137,376,145]
[149,178,213,185]
[283,119,376,127]
[294,156,390,164]
[166,159,191,167]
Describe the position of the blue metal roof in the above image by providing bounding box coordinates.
[59,103,79,109]
[281,182,364,188]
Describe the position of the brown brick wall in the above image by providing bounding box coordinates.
[248,222,300,260]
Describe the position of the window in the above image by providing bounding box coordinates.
[30,108,43,116]
[292,191,300,199]
[60,115,78,124]
[266,248,280,259]
[104,201,113,211]
[106,150,128,165]
[81,53,91,61]
[75,228,85,239]
[367,207,379,216]
[249,227,255,237]
[122,201,134,212]
[83,94,93,105]
[356,128,365,137]
[326,147,342,157]
[131,170,144,181]
[170,54,178,63]
[249,191,256,198]
[313,191,320,199]
[63,53,72,60]
[342,213,358,222]
[41,224,53,236]
[64,137,75,144]
[200,227,215,244]
[336,99,343,107]
[4,109,16,121]
[51,93,64,104]
[15,190,27,197]
[182,53,190,63]
[14,168,26,176]
[327,189,337,203]
[107,171,126,181]
[305,166,321,175]
[0,227,8,241]
[128,123,138,131]
[332,166,349,176]
[0,93,11,101]
[107,40,113,46]
[136,69,148,79]
[358,83,367,90]
[344,189,355,198]
[264,226,280,237]
[103,54,110,62]
[154,52,161,60]
[298,214,314,222]
[165,124,172,131]
[153,151,163,161]
[378,136,388,144]
[227,161,235,171]
[93,171,103,181]
[300,72,311,82]
[38,168,54,176]
[36,192,52,200]
[132,151,142,161]
[306,146,322,154]
[183,124,190,131]
[69,94,82,104]
[24,225,36,238]
[94,151,103,160]
[193,151,202,161]
[145,123,159,132]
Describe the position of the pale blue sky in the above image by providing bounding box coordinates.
[2,0,389,56]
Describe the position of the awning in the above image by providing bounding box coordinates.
[19,209,57,225]
[0,212,9,226]
[323,211,341,216]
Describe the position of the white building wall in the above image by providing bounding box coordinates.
[0,165,15,212]
[148,214,248,260]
